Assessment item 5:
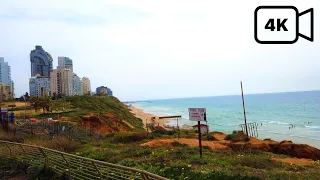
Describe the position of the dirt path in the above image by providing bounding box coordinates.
[141,138,231,150]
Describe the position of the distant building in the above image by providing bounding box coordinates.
[29,75,50,97]
[0,83,12,101]
[72,74,82,95]
[96,86,113,96]
[0,57,12,86]
[107,88,113,96]
[82,77,91,95]
[30,45,53,77]
[0,57,14,98]
[10,81,14,98]
[57,57,73,72]
[50,69,73,97]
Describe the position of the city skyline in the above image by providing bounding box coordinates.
[29,45,94,98]
[1,0,319,101]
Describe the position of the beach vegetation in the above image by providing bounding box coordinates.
[2,129,320,180]
[224,130,250,142]
[152,129,176,136]
[0,157,65,179]
[170,141,188,147]
[2,97,320,180]
[112,132,150,143]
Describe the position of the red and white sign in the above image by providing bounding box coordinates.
[188,108,206,121]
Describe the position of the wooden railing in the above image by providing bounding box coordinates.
[0,140,168,180]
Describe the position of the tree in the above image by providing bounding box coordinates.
[39,96,51,112]
[18,96,24,102]
[52,92,57,100]
[24,92,30,101]
[29,97,40,112]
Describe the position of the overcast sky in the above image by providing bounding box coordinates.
[0,0,319,101]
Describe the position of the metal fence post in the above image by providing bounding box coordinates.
[39,148,48,169]
[5,143,12,157]
[19,144,26,154]
[141,172,150,180]
[92,161,103,179]
[61,154,71,177]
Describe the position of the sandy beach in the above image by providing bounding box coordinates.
[128,106,172,129]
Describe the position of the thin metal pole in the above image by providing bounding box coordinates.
[24,96,26,121]
[206,121,209,140]
[198,121,202,159]
[177,118,180,140]
[240,81,249,136]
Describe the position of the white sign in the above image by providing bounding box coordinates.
[188,108,206,121]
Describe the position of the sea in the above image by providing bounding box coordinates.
[132,91,320,149]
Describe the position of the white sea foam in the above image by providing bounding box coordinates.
[268,121,289,125]
[305,125,320,129]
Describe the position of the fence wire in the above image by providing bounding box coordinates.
[0,140,168,180]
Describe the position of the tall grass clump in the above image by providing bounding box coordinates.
[112,132,149,143]
[224,131,250,142]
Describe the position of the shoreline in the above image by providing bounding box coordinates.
[129,105,320,149]
[128,106,172,129]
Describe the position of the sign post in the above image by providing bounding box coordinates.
[188,108,206,159]
[197,121,202,158]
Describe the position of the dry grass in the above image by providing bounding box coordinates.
[14,109,43,117]
[0,133,25,143]
[26,136,81,153]
[0,130,80,153]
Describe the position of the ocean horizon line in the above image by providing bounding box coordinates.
[126,89,320,102]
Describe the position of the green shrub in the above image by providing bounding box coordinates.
[28,166,65,180]
[112,132,148,143]
[118,160,140,167]
[86,151,105,160]
[232,155,279,169]
[152,129,176,135]
[143,164,261,180]
[171,141,188,147]
[190,158,207,165]
[206,134,218,141]
[120,146,152,157]
[224,134,232,140]
[27,136,81,153]
[224,131,249,142]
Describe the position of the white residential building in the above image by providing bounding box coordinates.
[50,69,73,97]
[82,77,91,95]
[72,74,82,95]
[0,57,11,86]
[57,57,73,72]
[29,75,51,97]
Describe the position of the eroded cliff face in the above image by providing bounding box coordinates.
[270,141,320,160]
[226,139,320,161]
[80,113,132,135]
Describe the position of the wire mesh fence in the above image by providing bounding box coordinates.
[0,140,168,180]
[14,120,104,141]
